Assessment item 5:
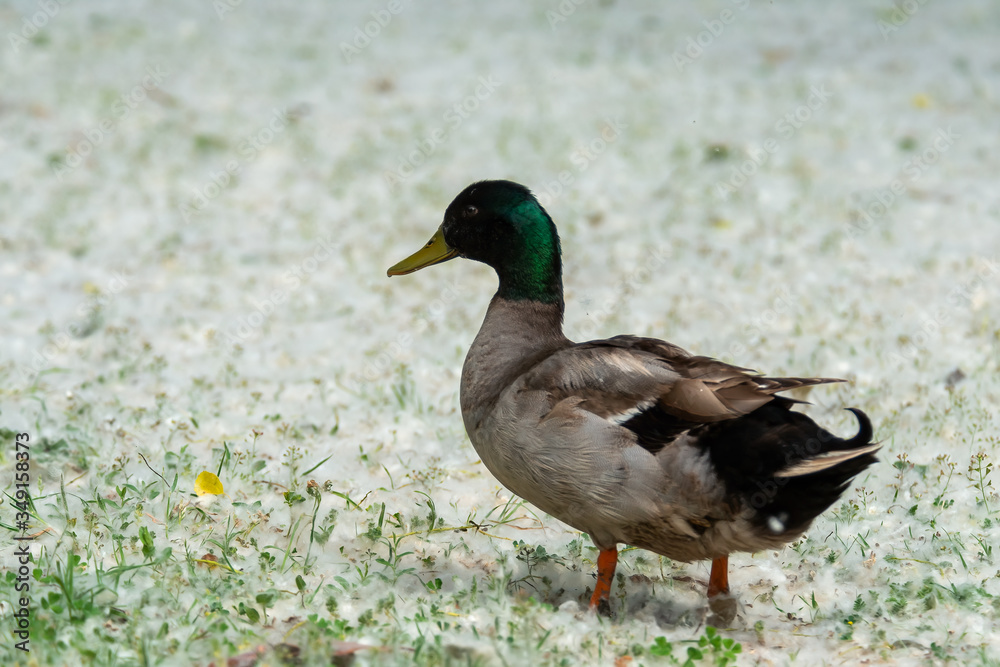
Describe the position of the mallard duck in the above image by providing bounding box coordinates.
[387,180,878,615]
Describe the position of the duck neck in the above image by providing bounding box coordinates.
[482,295,567,343]
[461,296,570,415]
[495,261,565,311]
[492,203,565,309]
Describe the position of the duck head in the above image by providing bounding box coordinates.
[387,180,563,305]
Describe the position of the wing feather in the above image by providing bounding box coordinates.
[521,334,841,426]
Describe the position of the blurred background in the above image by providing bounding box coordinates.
[2,0,998,664]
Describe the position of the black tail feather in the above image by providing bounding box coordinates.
[698,402,878,536]
[842,407,874,450]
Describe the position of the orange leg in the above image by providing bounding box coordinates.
[707,556,730,598]
[589,548,618,612]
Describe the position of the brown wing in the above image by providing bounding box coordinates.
[521,334,842,424]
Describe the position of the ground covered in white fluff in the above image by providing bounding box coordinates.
[2,0,999,665]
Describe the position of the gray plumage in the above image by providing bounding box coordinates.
[460,296,875,562]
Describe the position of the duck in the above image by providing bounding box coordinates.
[387,180,878,616]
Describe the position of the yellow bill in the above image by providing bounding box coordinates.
[387,228,459,276]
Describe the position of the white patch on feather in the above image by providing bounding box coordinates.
[766,513,788,534]
[607,354,653,376]
[774,442,881,477]
[609,398,656,424]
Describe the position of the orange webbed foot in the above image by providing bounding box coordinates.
[707,555,738,626]
[589,548,618,616]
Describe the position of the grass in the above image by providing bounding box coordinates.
[4,223,1000,667]
[3,235,999,666]
[4,1,1000,664]
[3,378,999,665]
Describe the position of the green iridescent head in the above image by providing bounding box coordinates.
[388,180,563,304]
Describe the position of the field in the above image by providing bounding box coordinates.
[2,1,999,665]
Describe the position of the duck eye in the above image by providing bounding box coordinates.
[463,205,478,218]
